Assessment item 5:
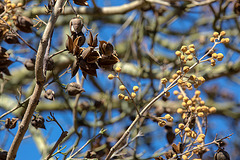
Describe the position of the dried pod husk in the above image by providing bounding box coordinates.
[66,82,85,96]
[4,33,20,44]
[99,41,113,56]
[214,149,230,160]
[24,58,35,71]
[73,32,85,47]
[0,150,7,160]
[87,32,98,47]
[44,89,55,101]
[82,46,94,60]
[5,118,18,129]
[46,58,54,71]
[0,2,4,14]
[0,59,13,69]
[234,0,240,14]
[31,115,46,129]
[73,0,89,6]
[166,130,175,144]
[1,68,11,76]
[0,46,8,60]
[86,50,99,63]
[66,34,74,53]
[71,59,79,78]
[15,16,33,33]
[98,54,119,70]
[69,18,83,34]
[79,59,98,77]
[85,150,97,158]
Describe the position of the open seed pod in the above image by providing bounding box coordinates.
[69,18,83,34]
[66,82,85,96]
[44,89,55,101]
[15,16,33,33]
[4,33,20,44]
[24,58,35,71]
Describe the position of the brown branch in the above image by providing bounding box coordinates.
[6,1,65,159]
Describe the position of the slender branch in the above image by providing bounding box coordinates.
[6,1,65,159]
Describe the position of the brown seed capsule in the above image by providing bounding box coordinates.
[46,58,54,71]
[0,150,8,160]
[15,16,33,33]
[66,82,85,96]
[4,33,20,44]
[24,59,35,71]
[5,117,18,129]
[0,2,4,14]
[44,89,55,101]
[31,115,46,129]
[214,149,230,160]
[69,18,83,34]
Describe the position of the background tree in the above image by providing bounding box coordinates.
[0,0,240,160]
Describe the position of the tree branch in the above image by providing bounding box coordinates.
[6,0,65,159]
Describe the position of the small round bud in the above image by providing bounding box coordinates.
[195,90,201,96]
[175,128,180,133]
[196,137,204,143]
[187,55,193,61]
[118,93,124,99]
[182,155,188,160]
[164,114,171,119]
[172,73,178,79]
[190,107,196,112]
[183,66,189,73]
[108,74,114,80]
[131,92,136,98]
[213,32,219,38]
[17,2,23,7]
[210,37,215,42]
[178,123,184,130]
[191,131,197,138]
[197,112,204,117]
[165,91,170,97]
[188,44,195,49]
[133,86,139,92]
[180,55,185,60]
[161,78,168,84]
[209,107,217,113]
[185,127,191,132]
[220,31,226,36]
[173,90,179,95]
[158,120,166,127]
[175,51,181,56]
[177,108,183,114]
[124,96,130,101]
[115,66,121,72]
[189,48,195,54]
[177,79,183,84]
[212,53,218,59]
[198,134,205,139]
[177,94,183,100]
[176,70,182,75]
[185,50,191,55]
[119,85,126,91]
[167,117,173,122]
[183,97,189,102]
[187,100,192,106]
[181,46,188,52]
[217,53,224,59]
[189,75,197,81]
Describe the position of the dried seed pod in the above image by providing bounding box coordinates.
[87,32,98,47]
[66,82,85,96]
[15,16,33,33]
[46,58,54,71]
[31,115,46,129]
[24,58,35,71]
[73,0,89,6]
[69,18,83,34]
[234,0,240,14]
[214,149,230,160]
[44,89,55,101]
[5,118,18,129]
[166,130,175,144]
[0,2,4,14]
[4,33,20,44]
[0,150,7,160]
[85,150,97,158]
[71,59,79,78]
